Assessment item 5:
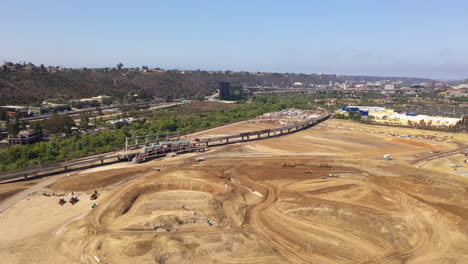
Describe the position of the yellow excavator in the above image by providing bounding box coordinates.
[90,190,100,200]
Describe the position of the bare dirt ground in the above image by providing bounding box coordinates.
[0,119,467,263]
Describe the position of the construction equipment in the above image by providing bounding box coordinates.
[90,190,100,200]
[318,163,332,168]
[282,163,296,167]
[70,196,80,205]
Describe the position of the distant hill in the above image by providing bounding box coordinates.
[0,67,430,105]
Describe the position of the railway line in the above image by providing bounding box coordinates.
[0,112,331,182]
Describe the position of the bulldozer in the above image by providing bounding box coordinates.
[58,198,66,206]
[318,163,332,168]
[70,196,80,205]
[90,190,100,200]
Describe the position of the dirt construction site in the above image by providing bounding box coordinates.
[0,118,468,263]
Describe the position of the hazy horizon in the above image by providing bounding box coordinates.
[2,0,468,80]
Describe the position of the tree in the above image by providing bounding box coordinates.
[0,108,6,121]
[20,120,27,130]
[30,121,44,140]
[96,107,103,115]
[7,116,21,136]
[42,113,75,135]
[195,92,205,101]
[116,62,123,71]
[40,64,47,73]
[80,114,90,130]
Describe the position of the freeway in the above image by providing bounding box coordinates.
[0,153,120,183]
[18,101,182,122]
[243,86,441,95]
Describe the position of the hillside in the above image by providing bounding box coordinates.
[0,68,430,105]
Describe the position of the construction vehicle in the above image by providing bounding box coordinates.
[282,163,296,167]
[384,154,393,160]
[304,169,313,174]
[70,196,80,205]
[90,190,100,200]
[318,163,332,168]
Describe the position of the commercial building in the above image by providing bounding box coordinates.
[0,105,29,118]
[92,95,113,105]
[426,80,436,88]
[77,95,113,106]
[368,112,461,128]
[341,105,461,128]
[108,117,138,128]
[8,130,39,145]
[219,82,243,101]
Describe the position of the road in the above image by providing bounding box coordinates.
[18,101,180,122]
[0,171,79,214]
[74,102,185,123]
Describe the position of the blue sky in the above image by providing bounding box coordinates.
[2,0,468,79]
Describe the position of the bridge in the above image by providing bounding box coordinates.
[0,112,330,182]
[243,86,440,95]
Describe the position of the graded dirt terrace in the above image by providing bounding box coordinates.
[0,119,467,264]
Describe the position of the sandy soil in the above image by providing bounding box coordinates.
[0,118,467,263]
